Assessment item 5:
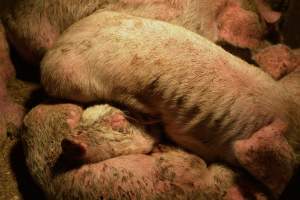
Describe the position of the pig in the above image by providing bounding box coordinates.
[22,103,270,200]
[0,20,15,82]
[40,11,300,197]
[1,0,265,65]
[280,67,300,107]
[0,0,109,65]
[105,0,265,49]
[278,48,300,107]
[280,67,300,128]
[61,104,158,163]
[0,111,6,144]
[0,21,24,137]
[254,0,282,24]
[252,44,300,106]
[0,75,28,134]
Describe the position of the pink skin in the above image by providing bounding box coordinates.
[0,99,25,129]
[225,185,267,200]
[217,1,265,49]
[0,60,15,83]
[254,0,282,23]
[66,109,82,130]
[280,66,300,124]
[0,77,6,99]
[3,15,60,65]
[30,104,83,133]
[0,77,24,131]
[0,21,15,82]
[0,22,22,134]
[23,104,270,199]
[225,187,249,200]
[103,113,128,130]
[2,0,268,67]
[39,10,299,196]
[252,46,300,196]
[0,50,15,82]
[0,78,20,124]
[62,107,157,164]
[0,114,6,138]
[233,119,295,197]
[253,44,299,80]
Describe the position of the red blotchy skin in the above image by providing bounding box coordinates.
[217,1,264,48]
[103,113,128,130]
[254,44,299,80]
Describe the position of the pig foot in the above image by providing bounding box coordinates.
[232,119,296,198]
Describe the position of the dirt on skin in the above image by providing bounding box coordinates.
[0,1,300,199]
[0,54,300,200]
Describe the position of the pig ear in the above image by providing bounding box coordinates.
[232,119,296,198]
[255,0,282,23]
[61,138,87,159]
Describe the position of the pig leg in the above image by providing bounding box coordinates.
[232,119,296,198]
